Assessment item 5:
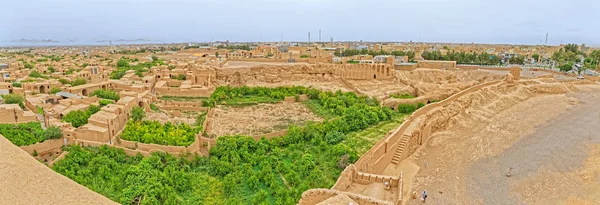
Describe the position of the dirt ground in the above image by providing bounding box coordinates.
[0,135,117,204]
[205,102,321,137]
[398,84,600,204]
[144,110,202,125]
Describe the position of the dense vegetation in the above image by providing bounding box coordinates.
[59,78,87,86]
[120,121,198,146]
[335,49,416,62]
[62,105,101,128]
[110,56,164,79]
[53,87,402,204]
[1,94,25,108]
[0,122,62,146]
[210,86,319,106]
[217,45,251,51]
[91,89,120,101]
[421,50,503,65]
[552,44,599,72]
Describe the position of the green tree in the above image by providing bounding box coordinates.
[131,107,145,122]
[531,53,540,62]
[44,126,63,139]
[50,87,62,94]
[2,94,24,108]
[90,89,120,101]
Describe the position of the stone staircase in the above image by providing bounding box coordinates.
[391,135,411,165]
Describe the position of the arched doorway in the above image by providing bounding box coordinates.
[39,86,45,93]
[101,85,107,90]
[373,74,377,79]
[82,89,88,96]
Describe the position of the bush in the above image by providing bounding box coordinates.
[121,121,197,146]
[325,131,344,145]
[50,87,61,94]
[2,94,24,108]
[29,70,47,79]
[62,105,101,128]
[131,107,145,122]
[90,89,120,101]
[99,99,114,106]
[397,104,417,114]
[71,78,87,86]
[390,93,416,99]
[32,150,38,156]
[171,74,187,80]
[45,126,63,139]
[0,122,46,146]
[149,103,160,112]
[300,55,310,58]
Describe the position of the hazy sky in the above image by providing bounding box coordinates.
[2,0,598,45]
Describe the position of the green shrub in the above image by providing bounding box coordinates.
[29,71,47,79]
[325,131,344,145]
[390,93,416,99]
[2,94,24,108]
[32,150,38,156]
[397,104,417,114]
[90,89,120,101]
[71,78,87,86]
[149,103,160,112]
[131,107,145,122]
[62,105,101,128]
[300,55,310,58]
[121,120,197,146]
[0,122,46,146]
[50,87,61,94]
[11,82,22,88]
[99,99,114,106]
[45,126,63,139]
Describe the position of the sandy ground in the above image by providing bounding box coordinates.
[205,102,321,137]
[222,60,308,69]
[0,135,117,205]
[144,110,201,125]
[400,84,600,204]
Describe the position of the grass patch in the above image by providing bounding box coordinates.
[302,99,338,119]
[390,93,416,99]
[340,115,406,156]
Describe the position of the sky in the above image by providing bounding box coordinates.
[1,0,599,46]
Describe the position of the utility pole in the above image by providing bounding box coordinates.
[308,32,311,43]
[319,29,321,43]
[545,32,548,45]
[280,31,283,43]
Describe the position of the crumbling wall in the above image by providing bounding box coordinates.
[299,189,395,205]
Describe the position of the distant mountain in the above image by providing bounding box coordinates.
[10,38,59,43]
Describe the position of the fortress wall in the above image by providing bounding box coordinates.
[353,171,400,187]
[299,189,395,205]
[155,87,212,97]
[20,138,66,155]
[353,81,502,174]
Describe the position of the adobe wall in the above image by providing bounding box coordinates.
[298,189,395,205]
[395,64,417,71]
[155,87,212,97]
[417,60,457,70]
[353,80,502,174]
[20,138,67,155]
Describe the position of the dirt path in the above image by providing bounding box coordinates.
[469,85,600,204]
[403,85,600,204]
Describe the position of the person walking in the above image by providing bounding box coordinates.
[421,190,428,203]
